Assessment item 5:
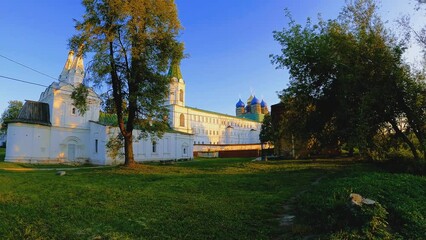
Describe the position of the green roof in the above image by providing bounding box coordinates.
[185,106,262,123]
[167,62,183,80]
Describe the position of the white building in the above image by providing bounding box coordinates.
[5,50,193,165]
[5,50,266,165]
[166,63,267,147]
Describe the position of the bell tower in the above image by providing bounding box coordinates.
[167,61,185,107]
[58,47,84,86]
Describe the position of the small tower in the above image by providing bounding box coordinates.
[261,99,269,114]
[59,50,74,82]
[167,61,185,107]
[39,49,101,128]
[58,48,84,86]
[235,99,245,116]
[251,96,261,114]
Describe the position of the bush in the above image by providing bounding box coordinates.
[380,155,426,175]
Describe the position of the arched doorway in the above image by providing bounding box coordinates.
[68,141,77,161]
[61,136,81,162]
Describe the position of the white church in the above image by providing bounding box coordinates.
[5,50,267,165]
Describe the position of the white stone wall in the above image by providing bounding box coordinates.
[102,126,194,164]
[5,122,92,163]
[89,122,109,165]
[6,121,193,165]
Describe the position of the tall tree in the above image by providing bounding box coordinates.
[1,100,23,134]
[271,0,425,159]
[71,0,184,166]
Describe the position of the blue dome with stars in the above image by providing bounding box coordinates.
[261,100,267,107]
[236,99,245,108]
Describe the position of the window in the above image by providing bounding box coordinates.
[180,113,185,127]
[95,139,98,153]
[152,141,157,153]
[183,147,186,154]
[179,89,184,102]
[72,107,76,115]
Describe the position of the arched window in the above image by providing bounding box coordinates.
[179,89,184,102]
[179,113,185,127]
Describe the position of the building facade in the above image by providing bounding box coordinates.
[166,64,267,146]
[5,50,266,165]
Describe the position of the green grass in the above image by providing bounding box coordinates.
[285,164,426,239]
[0,156,424,239]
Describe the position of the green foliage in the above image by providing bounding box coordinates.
[106,133,124,160]
[0,100,23,133]
[259,114,274,144]
[271,0,426,160]
[70,84,89,115]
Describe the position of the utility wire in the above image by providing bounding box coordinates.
[0,54,58,81]
[0,75,79,95]
[0,75,48,88]
[0,53,85,89]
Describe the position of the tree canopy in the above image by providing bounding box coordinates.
[1,100,23,134]
[272,0,426,160]
[71,0,184,166]
[259,114,274,145]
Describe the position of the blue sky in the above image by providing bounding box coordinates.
[0,0,423,117]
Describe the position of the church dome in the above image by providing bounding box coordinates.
[251,96,260,105]
[261,99,267,107]
[236,99,245,108]
[246,95,253,104]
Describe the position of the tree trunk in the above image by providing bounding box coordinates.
[390,120,419,160]
[108,41,136,167]
[123,132,135,166]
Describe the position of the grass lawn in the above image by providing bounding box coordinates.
[0,153,425,239]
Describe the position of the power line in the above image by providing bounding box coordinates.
[0,75,48,88]
[0,53,84,90]
[0,54,58,81]
[0,75,79,95]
